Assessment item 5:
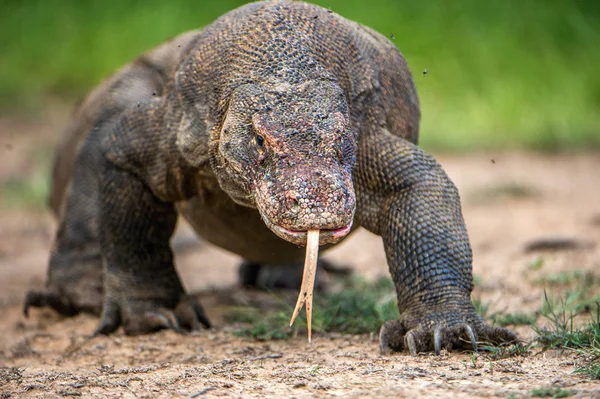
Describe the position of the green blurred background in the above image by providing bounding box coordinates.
[1,0,599,150]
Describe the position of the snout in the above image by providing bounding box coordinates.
[256,163,356,246]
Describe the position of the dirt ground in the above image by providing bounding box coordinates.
[1,108,599,398]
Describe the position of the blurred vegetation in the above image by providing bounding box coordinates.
[1,0,599,150]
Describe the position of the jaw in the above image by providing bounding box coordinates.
[260,213,353,246]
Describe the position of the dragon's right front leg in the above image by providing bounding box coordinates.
[94,155,210,335]
[26,99,211,335]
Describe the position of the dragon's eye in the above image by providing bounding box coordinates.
[255,134,265,150]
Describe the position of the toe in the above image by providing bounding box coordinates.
[175,295,211,330]
[192,302,211,329]
[23,289,77,317]
[379,319,406,354]
[143,311,182,333]
[479,325,519,345]
[94,300,121,335]
[405,330,419,356]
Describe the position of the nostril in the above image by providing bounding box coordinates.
[287,198,300,213]
[285,191,297,201]
[285,192,300,213]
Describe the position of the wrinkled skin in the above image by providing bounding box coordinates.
[24,0,517,355]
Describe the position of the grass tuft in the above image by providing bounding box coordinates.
[534,294,600,380]
[231,277,399,340]
[479,342,530,361]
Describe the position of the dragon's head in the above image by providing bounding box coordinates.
[212,80,356,245]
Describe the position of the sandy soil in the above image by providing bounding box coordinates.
[0,109,599,398]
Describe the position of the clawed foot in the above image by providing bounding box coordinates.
[379,309,518,356]
[95,294,211,336]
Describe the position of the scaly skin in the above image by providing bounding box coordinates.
[24,0,516,354]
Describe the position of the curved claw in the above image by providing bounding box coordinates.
[146,311,181,333]
[405,331,418,357]
[433,328,442,356]
[23,289,77,317]
[191,301,211,329]
[174,295,211,330]
[464,325,477,352]
[166,311,182,333]
[94,301,121,336]
[145,312,171,331]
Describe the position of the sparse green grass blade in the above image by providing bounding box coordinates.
[529,387,574,398]
[470,269,599,379]
[232,274,600,381]
[231,277,399,340]
[534,294,600,380]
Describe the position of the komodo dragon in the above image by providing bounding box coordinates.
[24,0,516,355]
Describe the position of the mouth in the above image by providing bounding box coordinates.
[269,222,353,245]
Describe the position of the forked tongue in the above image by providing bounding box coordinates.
[289,229,320,343]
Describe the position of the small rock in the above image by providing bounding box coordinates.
[524,236,595,253]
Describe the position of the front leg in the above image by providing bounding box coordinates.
[355,130,516,355]
[94,99,211,335]
[95,163,210,335]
